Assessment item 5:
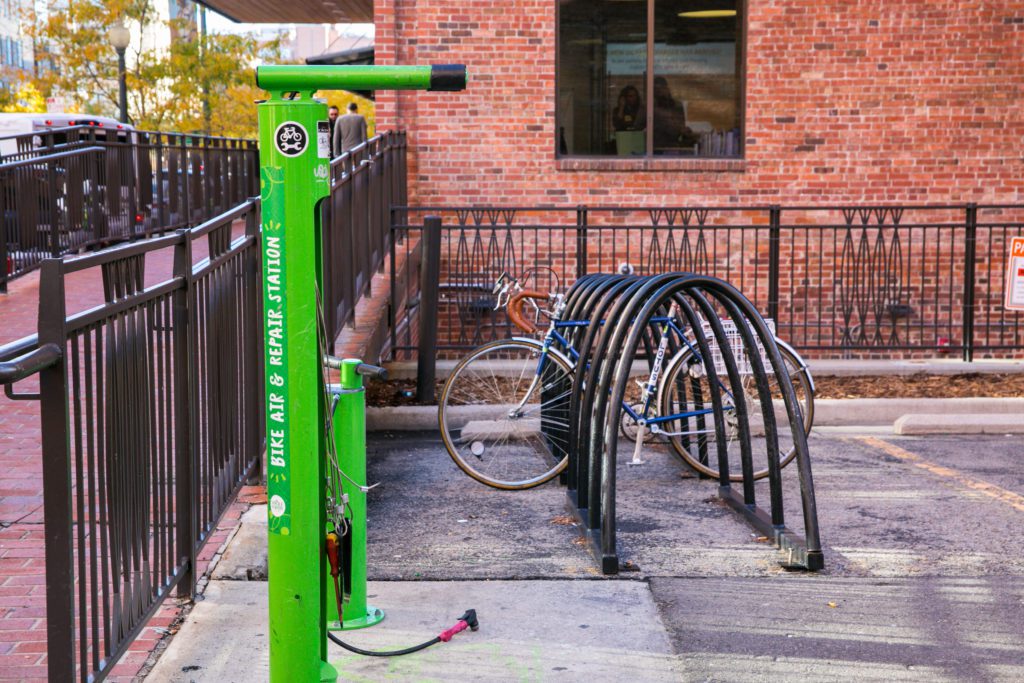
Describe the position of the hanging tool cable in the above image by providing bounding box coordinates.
[324,511,477,656]
[326,610,479,657]
[315,284,479,656]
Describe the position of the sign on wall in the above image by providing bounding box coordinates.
[45,96,67,114]
[606,42,735,76]
[1005,236,1024,312]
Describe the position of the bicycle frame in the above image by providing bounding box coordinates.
[530,307,722,433]
[497,276,811,456]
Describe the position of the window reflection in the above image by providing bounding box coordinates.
[558,0,647,156]
[557,0,741,158]
[654,0,740,156]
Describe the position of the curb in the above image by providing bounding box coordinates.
[813,398,1024,426]
[368,398,1024,431]
[383,359,1024,380]
[894,413,1024,435]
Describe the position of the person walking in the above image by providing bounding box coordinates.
[333,102,368,156]
[327,105,340,156]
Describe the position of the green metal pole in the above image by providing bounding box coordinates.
[327,360,384,630]
[256,64,466,95]
[257,64,465,682]
[259,95,335,683]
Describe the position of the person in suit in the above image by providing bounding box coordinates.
[653,77,695,153]
[333,102,368,156]
[327,105,340,156]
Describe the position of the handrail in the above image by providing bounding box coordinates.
[0,343,61,384]
[0,123,256,145]
[0,145,105,172]
[0,334,40,363]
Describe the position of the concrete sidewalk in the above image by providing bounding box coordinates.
[147,579,681,682]
[146,573,1024,682]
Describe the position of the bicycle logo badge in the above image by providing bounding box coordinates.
[274,121,308,157]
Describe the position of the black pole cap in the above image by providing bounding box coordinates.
[429,64,468,92]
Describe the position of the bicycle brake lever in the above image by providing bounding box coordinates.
[492,271,509,295]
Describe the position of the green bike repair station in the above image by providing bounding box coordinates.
[255,64,470,682]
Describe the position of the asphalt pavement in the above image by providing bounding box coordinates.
[147,429,1024,682]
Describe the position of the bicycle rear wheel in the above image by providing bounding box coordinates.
[438,339,574,490]
[658,343,814,481]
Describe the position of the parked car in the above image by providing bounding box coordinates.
[0,113,135,159]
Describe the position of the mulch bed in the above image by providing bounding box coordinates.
[365,373,1024,407]
[813,373,1024,399]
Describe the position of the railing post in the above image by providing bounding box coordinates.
[94,147,109,244]
[203,137,213,218]
[172,229,197,597]
[128,134,140,239]
[399,132,408,208]
[963,203,978,362]
[0,170,8,293]
[416,215,442,403]
[47,156,61,256]
[37,258,75,682]
[321,187,337,346]
[252,140,260,196]
[155,134,165,229]
[389,207,398,359]
[182,136,192,225]
[767,205,781,323]
[575,205,588,279]
[245,206,264,484]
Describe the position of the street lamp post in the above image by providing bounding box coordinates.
[107,23,130,124]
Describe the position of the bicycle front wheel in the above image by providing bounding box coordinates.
[659,343,814,481]
[438,339,574,490]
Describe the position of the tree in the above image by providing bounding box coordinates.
[20,1,281,138]
[0,80,47,113]
[164,27,281,138]
[23,1,158,120]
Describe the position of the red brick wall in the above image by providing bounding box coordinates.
[375,0,1024,205]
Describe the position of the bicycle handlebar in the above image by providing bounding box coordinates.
[507,290,549,334]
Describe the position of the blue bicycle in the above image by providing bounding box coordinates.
[438,273,814,490]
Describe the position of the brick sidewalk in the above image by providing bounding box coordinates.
[0,228,258,681]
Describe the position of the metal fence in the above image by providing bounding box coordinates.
[0,200,263,682]
[321,130,407,341]
[0,128,405,680]
[0,125,258,290]
[389,204,1024,360]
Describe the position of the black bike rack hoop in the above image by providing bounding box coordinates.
[553,272,824,575]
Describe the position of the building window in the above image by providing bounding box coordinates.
[557,0,743,159]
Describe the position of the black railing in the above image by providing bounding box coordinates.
[321,130,407,342]
[0,200,264,682]
[389,204,1024,360]
[0,126,259,290]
